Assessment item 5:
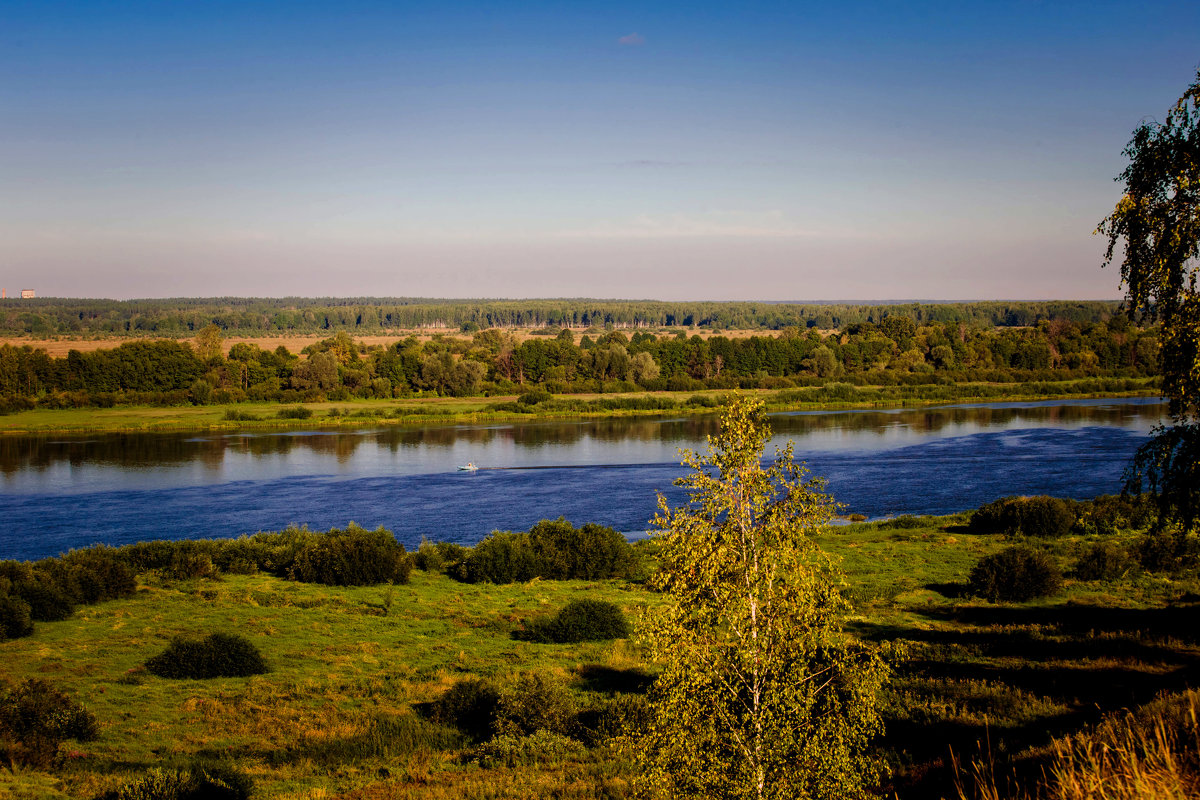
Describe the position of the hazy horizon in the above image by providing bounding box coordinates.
[3,1,1198,300]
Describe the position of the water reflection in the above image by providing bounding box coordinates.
[0,397,1169,562]
[0,398,1166,494]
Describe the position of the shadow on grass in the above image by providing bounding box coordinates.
[861,600,1200,799]
[574,665,653,694]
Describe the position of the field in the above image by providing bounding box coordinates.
[0,328,778,358]
[2,515,1198,799]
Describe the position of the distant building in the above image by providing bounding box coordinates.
[20,289,34,299]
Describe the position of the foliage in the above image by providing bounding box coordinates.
[458,518,638,584]
[144,632,268,679]
[1073,541,1134,581]
[1098,69,1200,422]
[968,545,1063,602]
[95,762,254,800]
[1125,423,1200,534]
[970,496,1076,537]
[10,580,76,622]
[1074,493,1157,534]
[1134,531,1200,573]
[1100,70,1200,538]
[494,672,578,739]
[516,599,630,644]
[632,396,891,800]
[0,678,98,768]
[289,524,412,586]
[0,594,33,639]
[276,405,313,419]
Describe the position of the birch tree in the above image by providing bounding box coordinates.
[633,396,890,800]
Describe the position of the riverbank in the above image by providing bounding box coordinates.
[1,509,1196,799]
[0,378,1161,435]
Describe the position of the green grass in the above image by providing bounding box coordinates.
[3,515,1198,798]
[0,379,1161,435]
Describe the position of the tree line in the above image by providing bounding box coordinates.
[0,296,1123,336]
[0,314,1159,411]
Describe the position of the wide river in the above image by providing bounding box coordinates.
[0,397,1167,561]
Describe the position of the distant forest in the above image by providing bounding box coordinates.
[0,297,1124,336]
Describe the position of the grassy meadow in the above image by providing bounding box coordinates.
[3,512,1199,799]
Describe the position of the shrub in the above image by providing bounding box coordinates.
[52,547,138,603]
[0,678,98,767]
[459,519,638,584]
[470,729,586,768]
[969,546,1063,602]
[879,515,926,530]
[429,679,501,743]
[0,594,33,639]
[517,599,630,644]
[461,531,539,584]
[970,495,1076,537]
[276,405,313,419]
[145,633,268,679]
[1074,541,1134,581]
[1075,493,1157,534]
[94,763,253,800]
[495,672,577,738]
[290,524,411,586]
[12,580,76,622]
[1134,532,1200,573]
[517,389,553,406]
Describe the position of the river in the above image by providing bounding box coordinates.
[0,397,1166,561]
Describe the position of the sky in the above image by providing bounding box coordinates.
[1,1,1198,301]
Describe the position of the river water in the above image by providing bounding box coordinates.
[0,397,1167,561]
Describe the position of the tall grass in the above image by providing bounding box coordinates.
[957,690,1200,800]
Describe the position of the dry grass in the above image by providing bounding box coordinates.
[956,691,1200,800]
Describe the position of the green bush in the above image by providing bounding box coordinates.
[12,580,76,622]
[879,515,926,530]
[527,518,637,581]
[1075,493,1157,534]
[970,495,1076,537]
[462,531,539,584]
[968,546,1063,602]
[460,518,638,584]
[429,679,501,743]
[51,547,138,603]
[94,763,253,800]
[0,678,98,768]
[276,405,313,419]
[0,594,33,639]
[517,599,630,644]
[1134,532,1199,573]
[145,633,268,679]
[495,672,577,738]
[412,538,467,574]
[517,389,553,406]
[289,524,411,586]
[1074,541,1134,581]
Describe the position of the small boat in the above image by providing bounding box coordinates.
[458,462,478,472]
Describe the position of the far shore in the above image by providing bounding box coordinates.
[0,381,1162,437]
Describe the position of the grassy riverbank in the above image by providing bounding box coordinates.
[2,509,1198,799]
[0,377,1161,435]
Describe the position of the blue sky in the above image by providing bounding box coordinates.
[1,1,1197,300]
